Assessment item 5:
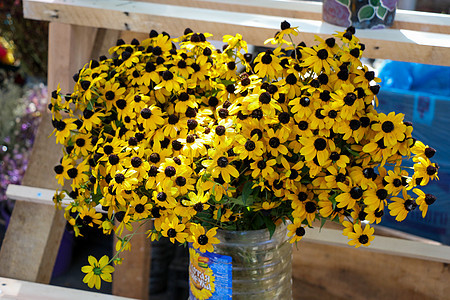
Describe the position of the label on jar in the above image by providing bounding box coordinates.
[189,244,232,299]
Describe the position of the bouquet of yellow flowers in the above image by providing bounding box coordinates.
[50,22,439,289]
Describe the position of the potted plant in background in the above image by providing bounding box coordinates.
[323,0,399,29]
[49,21,439,298]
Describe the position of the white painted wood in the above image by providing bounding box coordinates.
[5,184,103,212]
[0,276,136,300]
[303,227,450,264]
[6,184,71,207]
[23,0,450,48]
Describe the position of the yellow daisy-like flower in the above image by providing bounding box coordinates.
[161,216,189,244]
[222,33,247,52]
[81,255,115,289]
[250,158,277,180]
[388,189,417,221]
[412,156,439,187]
[190,224,220,253]
[130,194,153,220]
[78,206,103,227]
[52,118,78,145]
[413,188,437,218]
[300,135,335,167]
[253,50,283,79]
[233,134,264,160]
[371,112,407,148]
[202,153,239,184]
[347,223,375,248]
[287,219,306,243]
[301,44,337,74]
[335,182,363,210]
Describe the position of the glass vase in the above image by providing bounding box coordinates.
[189,222,292,300]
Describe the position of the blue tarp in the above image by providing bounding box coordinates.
[377,60,450,244]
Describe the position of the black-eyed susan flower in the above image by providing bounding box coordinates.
[346,223,375,248]
[371,112,407,148]
[301,43,337,74]
[202,152,239,184]
[335,182,363,210]
[300,135,335,167]
[189,224,220,253]
[413,188,436,218]
[265,128,289,157]
[52,118,78,144]
[412,156,439,186]
[233,134,264,160]
[287,219,306,243]
[250,158,277,180]
[137,105,165,132]
[254,49,283,79]
[78,206,103,227]
[161,216,189,244]
[388,189,417,221]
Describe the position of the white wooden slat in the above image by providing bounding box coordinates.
[303,227,450,264]
[5,184,103,212]
[0,276,136,300]
[22,0,450,65]
[23,0,450,48]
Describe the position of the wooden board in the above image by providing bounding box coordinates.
[22,0,450,65]
[140,0,450,34]
[0,276,136,300]
[0,23,102,284]
[292,241,450,300]
[112,222,152,300]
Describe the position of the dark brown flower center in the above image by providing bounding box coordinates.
[358,234,369,244]
[217,156,229,168]
[198,234,209,245]
[165,166,176,177]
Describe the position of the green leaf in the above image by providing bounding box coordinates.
[263,216,276,238]
[320,217,327,229]
[376,6,387,20]
[345,146,360,158]
[252,214,264,229]
[336,0,350,6]
[92,192,103,205]
[87,100,94,111]
[241,181,253,206]
[216,207,222,221]
[358,5,375,21]
[369,0,380,6]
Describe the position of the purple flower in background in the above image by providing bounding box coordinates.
[0,81,47,204]
[323,0,351,28]
[381,0,398,11]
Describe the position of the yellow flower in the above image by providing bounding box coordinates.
[190,224,220,253]
[287,219,306,243]
[371,112,407,148]
[254,50,283,79]
[413,188,437,218]
[301,44,337,74]
[161,216,189,244]
[202,153,239,184]
[52,118,77,145]
[347,223,375,248]
[81,255,114,289]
